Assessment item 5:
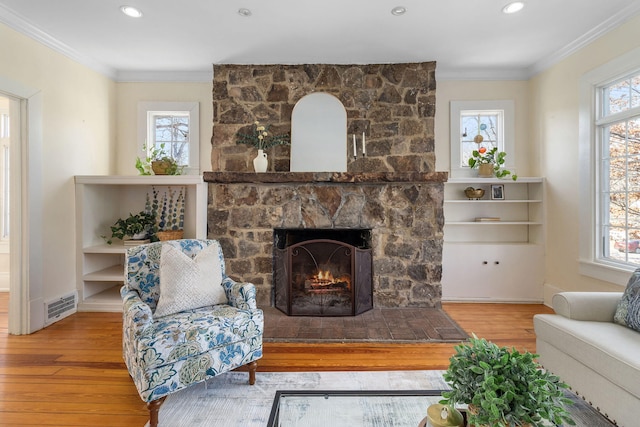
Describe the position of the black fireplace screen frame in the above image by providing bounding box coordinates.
[273,229,373,316]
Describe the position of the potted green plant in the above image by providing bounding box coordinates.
[440,335,575,427]
[236,120,290,172]
[135,142,184,175]
[102,211,157,244]
[145,186,185,240]
[468,147,517,180]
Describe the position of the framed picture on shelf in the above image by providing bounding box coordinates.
[491,184,505,200]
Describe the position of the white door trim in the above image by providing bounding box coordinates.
[0,75,42,334]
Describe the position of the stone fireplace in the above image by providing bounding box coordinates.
[205,62,446,310]
[273,228,373,316]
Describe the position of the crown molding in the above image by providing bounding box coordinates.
[436,66,529,81]
[527,2,640,78]
[0,4,116,79]
[2,2,640,83]
[116,69,212,83]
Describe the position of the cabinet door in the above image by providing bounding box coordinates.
[442,243,543,302]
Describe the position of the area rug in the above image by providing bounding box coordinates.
[263,306,469,343]
[148,370,614,427]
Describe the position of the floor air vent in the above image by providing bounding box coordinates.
[45,292,77,325]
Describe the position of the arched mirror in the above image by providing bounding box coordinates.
[291,92,347,172]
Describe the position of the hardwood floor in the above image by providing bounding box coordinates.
[0,293,553,426]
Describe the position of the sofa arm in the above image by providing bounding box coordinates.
[121,286,154,337]
[552,292,623,322]
[222,277,258,310]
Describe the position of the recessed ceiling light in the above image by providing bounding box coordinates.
[120,5,143,18]
[391,6,407,16]
[502,2,524,14]
[238,8,252,17]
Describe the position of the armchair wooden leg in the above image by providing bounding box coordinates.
[148,396,167,427]
[248,361,258,385]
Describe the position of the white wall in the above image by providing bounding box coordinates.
[115,82,213,175]
[2,9,638,328]
[434,79,532,175]
[0,23,116,330]
[530,14,640,302]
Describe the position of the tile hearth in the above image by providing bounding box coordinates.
[262,306,467,343]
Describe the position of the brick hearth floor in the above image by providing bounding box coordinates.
[262,306,468,343]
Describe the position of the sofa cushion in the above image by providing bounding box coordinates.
[155,243,226,318]
[137,304,263,371]
[534,314,640,399]
[614,267,640,332]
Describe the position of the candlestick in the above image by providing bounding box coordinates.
[362,132,366,156]
[353,134,357,158]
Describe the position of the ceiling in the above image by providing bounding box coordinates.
[1,0,640,82]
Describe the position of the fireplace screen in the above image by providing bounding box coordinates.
[273,229,373,316]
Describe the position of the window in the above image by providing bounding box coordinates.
[579,46,640,285]
[450,100,515,178]
[138,102,199,174]
[597,72,640,267]
[149,112,190,165]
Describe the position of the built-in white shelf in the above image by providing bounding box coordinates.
[442,177,545,302]
[445,200,542,203]
[83,265,124,282]
[446,222,543,226]
[75,175,208,312]
[83,243,128,254]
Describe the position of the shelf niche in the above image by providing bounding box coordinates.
[75,175,207,312]
[442,177,545,303]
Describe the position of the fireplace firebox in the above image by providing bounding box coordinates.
[273,229,373,316]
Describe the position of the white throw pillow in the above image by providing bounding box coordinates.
[154,243,227,318]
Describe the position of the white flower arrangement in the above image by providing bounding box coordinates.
[236,120,290,150]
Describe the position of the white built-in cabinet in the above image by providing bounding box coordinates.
[75,175,207,312]
[441,177,545,302]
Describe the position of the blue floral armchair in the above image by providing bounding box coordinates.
[121,239,263,427]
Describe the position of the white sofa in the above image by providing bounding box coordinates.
[533,292,640,427]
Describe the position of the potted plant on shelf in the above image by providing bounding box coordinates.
[440,335,575,427]
[135,142,184,175]
[236,120,290,172]
[468,147,517,180]
[102,211,157,245]
[145,186,185,241]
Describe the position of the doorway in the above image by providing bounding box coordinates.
[0,95,12,315]
[0,77,39,335]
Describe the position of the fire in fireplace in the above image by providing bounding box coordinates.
[273,228,373,316]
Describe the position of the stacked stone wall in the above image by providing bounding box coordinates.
[208,179,444,308]
[211,63,436,173]
[208,62,443,309]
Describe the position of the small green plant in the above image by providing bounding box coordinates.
[236,120,290,150]
[468,146,517,180]
[102,211,157,244]
[135,143,184,175]
[440,335,575,427]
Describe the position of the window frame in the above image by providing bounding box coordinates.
[450,100,515,178]
[137,101,200,175]
[578,46,640,285]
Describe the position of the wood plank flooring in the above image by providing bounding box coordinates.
[0,293,553,426]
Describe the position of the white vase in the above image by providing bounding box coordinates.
[253,149,268,172]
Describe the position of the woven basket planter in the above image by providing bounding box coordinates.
[151,160,173,175]
[156,230,184,241]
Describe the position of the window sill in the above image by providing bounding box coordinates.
[578,259,633,287]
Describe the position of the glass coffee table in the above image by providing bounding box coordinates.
[267,390,467,427]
